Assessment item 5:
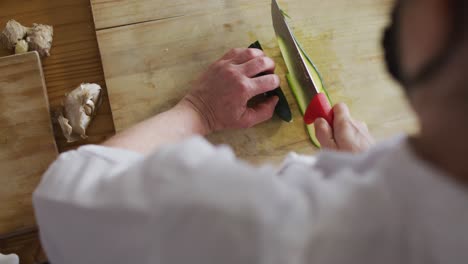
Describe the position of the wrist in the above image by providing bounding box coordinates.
[175,97,214,136]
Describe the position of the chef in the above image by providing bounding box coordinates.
[33,0,468,263]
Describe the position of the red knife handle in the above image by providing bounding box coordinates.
[304,93,334,126]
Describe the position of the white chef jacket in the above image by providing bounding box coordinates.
[33,136,468,264]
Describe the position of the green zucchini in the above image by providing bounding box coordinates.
[277,37,333,148]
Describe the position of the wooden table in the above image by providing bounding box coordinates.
[0,0,116,153]
[0,0,416,262]
[0,0,115,262]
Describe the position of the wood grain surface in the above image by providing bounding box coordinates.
[0,1,116,262]
[0,0,116,154]
[0,229,47,264]
[93,0,417,164]
[0,52,58,236]
[91,0,270,30]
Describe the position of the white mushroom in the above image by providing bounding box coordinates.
[57,83,102,143]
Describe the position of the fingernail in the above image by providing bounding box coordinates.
[334,102,350,115]
[275,74,281,86]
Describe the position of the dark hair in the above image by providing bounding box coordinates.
[384,0,468,88]
[452,0,468,36]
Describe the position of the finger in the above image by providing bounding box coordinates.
[240,96,279,128]
[239,56,276,77]
[249,74,280,97]
[352,120,375,145]
[333,102,352,127]
[221,48,245,60]
[231,48,265,64]
[355,120,369,132]
[314,118,337,150]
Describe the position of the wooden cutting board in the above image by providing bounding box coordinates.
[0,52,58,236]
[91,0,417,164]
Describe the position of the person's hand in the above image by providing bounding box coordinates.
[181,48,280,133]
[314,103,374,153]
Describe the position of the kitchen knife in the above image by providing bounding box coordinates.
[271,0,334,126]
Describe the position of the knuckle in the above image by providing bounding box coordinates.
[216,58,232,69]
[337,116,351,126]
[270,58,277,68]
[345,121,357,133]
[224,48,241,59]
[213,60,225,69]
[238,78,252,91]
[257,56,269,68]
[336,102,346,108]
[315,118,326,128]
[333,104,348,118]
[224,65,238,77]
[334,116,350,129]
[334,102,348,114]
[271,74,280,86]
[261,75,279,89]
[229,48,242,55]
[264,56,275,67]
[247,48,263,58]
[246,48,257,58]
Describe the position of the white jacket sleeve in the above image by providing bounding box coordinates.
[33,137,312,264]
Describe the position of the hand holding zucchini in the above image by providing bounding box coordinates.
[272,0,333,148]
[248,41,292,123]
[282,37,333,148]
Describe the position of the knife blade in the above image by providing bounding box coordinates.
[271,0,334,126]
[248,40,292,123]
